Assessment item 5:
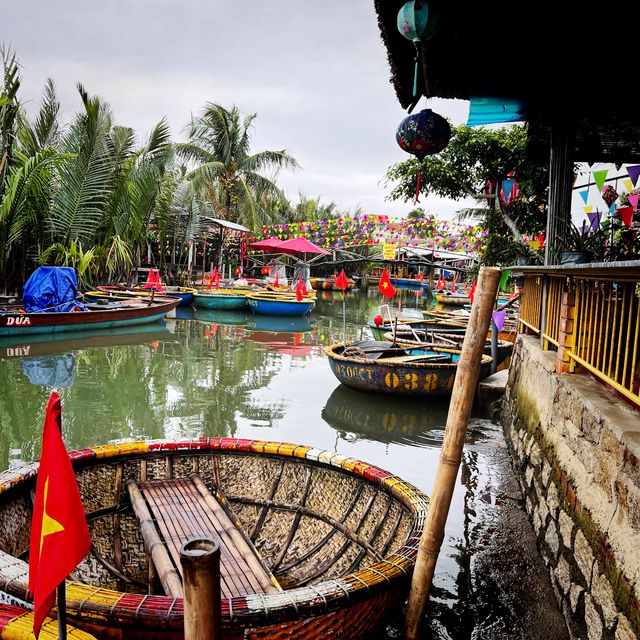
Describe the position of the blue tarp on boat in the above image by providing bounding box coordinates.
[22,354,77,388]
[23,266,88,313]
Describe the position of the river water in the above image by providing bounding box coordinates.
[0,288,560,638]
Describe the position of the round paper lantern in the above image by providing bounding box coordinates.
[396,109,451,160]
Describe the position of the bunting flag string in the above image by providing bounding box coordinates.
[618,206,634,228]
[579,189,589,205]
[628,194,640,209]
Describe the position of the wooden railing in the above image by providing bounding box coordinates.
[516,262,640,407]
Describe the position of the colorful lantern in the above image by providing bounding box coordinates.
[397,0,438,97]
[396,109,451,202]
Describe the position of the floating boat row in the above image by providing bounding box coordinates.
[309,276,356,291]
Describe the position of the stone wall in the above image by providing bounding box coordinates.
[503,335,640,640]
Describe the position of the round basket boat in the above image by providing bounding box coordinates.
[0,439,428,639]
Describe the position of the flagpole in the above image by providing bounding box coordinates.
[57,582,67,640]
[342,294,346,345]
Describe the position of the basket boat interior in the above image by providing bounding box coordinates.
[0,447,416,598]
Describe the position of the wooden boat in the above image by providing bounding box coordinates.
[94,285,196,307]
[382,328,513,368]
[0,438,428,639]
[309,277,356,291]
[390,277,423,288]
[0,603,98,639]
[0,298,179,337]
[434,292,472,306]
[247,292,315,317]
[193,289,248,310]
[367,317,467,341]
[326,340,493,397]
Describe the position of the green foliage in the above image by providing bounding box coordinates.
[177,104,299,232]
[385,124,549,265]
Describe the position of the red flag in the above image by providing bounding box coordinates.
[143,268,156,289]
[153,270,164,293]
[436,278,446,291]
[378,269,396,299]
[450,280,457,293]
[334,269,349,291]
[295,278,304,301]
[207,267,218,291]
[416,271,424,281]
[469,280,477,303]
[29,392,90,638]
[274,272,279,287]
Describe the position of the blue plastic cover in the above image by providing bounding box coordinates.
[23,266,88,313]
[466,97,527,127]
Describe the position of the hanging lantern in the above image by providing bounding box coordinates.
[396,109,451,203]
[397,0,438,98]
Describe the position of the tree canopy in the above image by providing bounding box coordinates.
[385,124,549,265]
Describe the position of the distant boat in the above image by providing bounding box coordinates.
[247,292,315,317]
[93,285,197,307]
[326,340,492,397]
[309,277,356,291]
[434,291,472,306]
[0,298,179,336]
[193,290,248,310]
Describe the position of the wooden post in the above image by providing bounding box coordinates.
[180,537,222,640]
[405,266,501,640]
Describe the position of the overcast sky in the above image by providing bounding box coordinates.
[3,0,475,219]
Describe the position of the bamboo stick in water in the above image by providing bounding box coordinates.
[405,266,501,640]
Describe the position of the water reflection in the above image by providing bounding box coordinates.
[22,354,77,388]
[322,384,449,447]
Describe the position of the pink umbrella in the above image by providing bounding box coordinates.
[247,238,285,252]
[278,237,331,256]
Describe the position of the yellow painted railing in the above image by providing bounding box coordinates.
[518,263,640,407]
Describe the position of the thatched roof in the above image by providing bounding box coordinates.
[374,1,640,162]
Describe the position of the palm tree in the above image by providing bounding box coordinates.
[176,104,299,231]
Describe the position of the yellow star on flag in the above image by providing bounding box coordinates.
[39,477,64,557]
[382,282,388,288]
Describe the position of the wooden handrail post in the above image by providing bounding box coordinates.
[180,536,223,640]
[405,266,501,640]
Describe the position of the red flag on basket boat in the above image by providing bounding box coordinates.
[469,280,477,303]
[450,280,457,293]
[143,268,156,289]
[295,277,305,301]
[29,392,90,638]
[152,269,164,293]
[436,278,446,291]
[378,269,396,299]
[334,269,349,291]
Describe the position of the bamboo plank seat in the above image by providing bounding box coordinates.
[127,476,280,599]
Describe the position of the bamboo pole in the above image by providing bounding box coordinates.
[180,537,223,640]
[405,266,501,640]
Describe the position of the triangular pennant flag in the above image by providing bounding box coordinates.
[593,169,608,192]
[610,203,617,214]
[629,194,640,209]
[587,212,601,230]
[492,310,507,332]
[627,165,640,187]
[579,190,589,205]
[618,206,634,228]
[153,270,164,293]
[583,205,593,213]
[624,179,634,193]
[498,269,511,291]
